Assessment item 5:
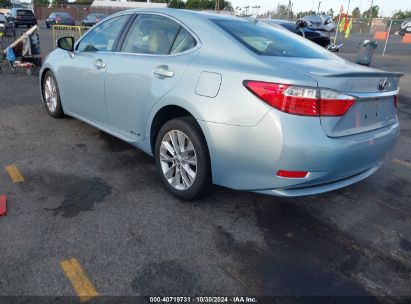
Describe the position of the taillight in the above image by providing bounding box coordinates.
[244,81,356,117]
[56,17,61,22]
[16,16,22,20]
[319,89,356,116]
[394,95,398,108]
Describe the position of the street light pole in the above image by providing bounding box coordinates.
[317,1,321,14]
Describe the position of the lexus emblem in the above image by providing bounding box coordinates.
[378,78,387,91]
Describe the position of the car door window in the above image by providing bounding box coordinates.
[77,15,129,52]
[121,14,181,55]
[170,27,197,54]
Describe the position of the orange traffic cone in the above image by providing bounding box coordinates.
[402,33,411,44]
[373,31,388,40]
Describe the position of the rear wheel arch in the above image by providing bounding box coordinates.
[150,105,207,154]
[153,113,213,200]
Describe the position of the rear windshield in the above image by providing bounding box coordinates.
[212,19,334,59]
[280,22,297,31]
[17,10,34,16]
[56,13,70,17]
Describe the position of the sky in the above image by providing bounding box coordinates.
[229,0,411,16]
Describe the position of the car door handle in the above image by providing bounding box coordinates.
[93,59,106,69]
[153,67,174,78]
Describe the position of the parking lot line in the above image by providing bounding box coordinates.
[60,258,99,302]
[392,158,411,169]
[5,165,25,183]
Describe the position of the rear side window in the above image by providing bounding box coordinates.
[77,14,129,52]
[212,19,334,59]
[17,10,34,16]
[171,27,197,54]
[57,13,70,18]
[121,14,197,55]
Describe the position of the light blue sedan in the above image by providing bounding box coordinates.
[40,9,401,200]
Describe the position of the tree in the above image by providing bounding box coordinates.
[352,7,361,18]
[392,10,411,19]
[362,5,379,20]
[326,8,334,18]
[75,0,93,4]
[169,0,185,8]
[0,0,10,8]
[184,0,231,11]
[296,10,316,19]
[275,4,294,20]
[33,0,50,6]
[51,0,68,6]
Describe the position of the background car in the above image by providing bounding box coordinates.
[400,17,411,35]
[0,13,5,34]
[81,13,107,27]
[46,12,75,28]
[0,8,11,19]
[9,8,37,28]
[261,19,331,47]
[301,15,336,32]
[40,9,400,200]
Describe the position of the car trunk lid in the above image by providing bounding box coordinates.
[260,57,402,137]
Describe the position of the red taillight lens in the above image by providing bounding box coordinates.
[318,89,356,116]
[16,16,22,20]
[277,170,308,178]
[244,81,355,117]
[56,17,61,22]
[394,95,398,108]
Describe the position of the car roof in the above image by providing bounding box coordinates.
[111,8,239,22]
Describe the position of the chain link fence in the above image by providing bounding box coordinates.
[331,18,411,56]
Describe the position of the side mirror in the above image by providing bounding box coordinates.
[56,36,74,52]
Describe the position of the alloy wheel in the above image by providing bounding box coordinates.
[44,75,58,113]
[159,130,197,190]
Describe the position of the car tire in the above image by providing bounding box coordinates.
[155,117,212,201]
[42,71,65,118]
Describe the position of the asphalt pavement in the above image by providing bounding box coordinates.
[0,23,410,303]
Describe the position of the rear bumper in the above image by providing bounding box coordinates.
[256,164,381,197]
[199,109,400,196]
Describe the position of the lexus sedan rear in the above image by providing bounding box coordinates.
[39,9,401,200]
